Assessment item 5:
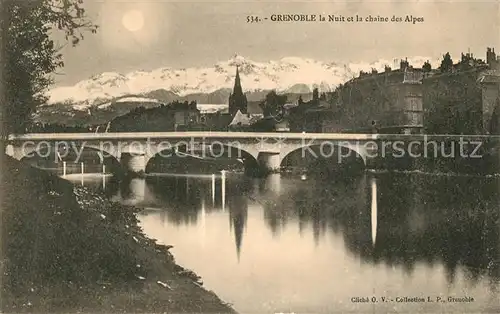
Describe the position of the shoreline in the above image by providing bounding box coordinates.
[71,185,237,313]
[1,156,237,313]
[365,168,500,178]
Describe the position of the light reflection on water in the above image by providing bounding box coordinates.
[371,178,378,247]
[65,169,499,314]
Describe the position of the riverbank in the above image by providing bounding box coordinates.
[0,156,236,313]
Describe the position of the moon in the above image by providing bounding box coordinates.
[122,10,144,32]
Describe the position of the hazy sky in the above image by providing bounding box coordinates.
[53,0,500,86]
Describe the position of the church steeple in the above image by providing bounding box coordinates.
[228,65,248,116]
[234,66,243,95]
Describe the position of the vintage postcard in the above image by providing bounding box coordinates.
[1,0,499,313]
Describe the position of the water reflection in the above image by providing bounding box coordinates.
[76,171,500,313]
[118,178,147,206]
[79,172,500,285]
[228,193,248,261]
[370,174,500,286]
[371,178,378,247]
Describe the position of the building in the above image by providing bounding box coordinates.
[423,48,500,134]
[320,59,425,134]
[228,110,260,130]
[302,104,335,132]
[229,48,498,135]
[108,101,201,132]
[318,49,499,135]
[228,66,248,116]
[245,115,290,132]
[288,96,332,132]
[486,47,500,70]
[171,101,201,131]
[478,71,500,134]
[246,101,264,116]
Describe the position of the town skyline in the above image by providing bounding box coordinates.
[52,0,499,86]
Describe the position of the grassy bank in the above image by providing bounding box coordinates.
[0,156,236,313]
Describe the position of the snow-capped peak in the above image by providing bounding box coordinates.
[47,55,441,107]
[229,54,248,66]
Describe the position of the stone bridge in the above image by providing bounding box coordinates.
[6,132,499,175]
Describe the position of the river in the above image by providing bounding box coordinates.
[61,167,499,314]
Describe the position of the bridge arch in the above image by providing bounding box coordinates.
[145,142,261,176]
[280,142,367,173]
[18,143,121,173]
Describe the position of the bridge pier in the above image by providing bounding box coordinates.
[120,153,146,175]
[257,152,281,173]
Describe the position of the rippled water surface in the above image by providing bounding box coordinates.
[67,170,499,314]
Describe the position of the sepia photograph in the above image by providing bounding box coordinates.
[0,0,499,313]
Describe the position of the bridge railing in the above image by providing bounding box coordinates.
[7,131,500,143]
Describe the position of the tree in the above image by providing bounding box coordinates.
[259,90,287,118]
[422,60,432,72]
[311,87,320,106]
[439,52,453,73]
[1,0,97,137]
[312,87,319,101]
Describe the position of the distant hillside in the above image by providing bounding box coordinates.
[36,54,440,126]
[46,55,440,109]
[35,96,165,126]
[34,90,315,126]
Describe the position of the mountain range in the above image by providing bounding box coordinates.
[37,55,440,126]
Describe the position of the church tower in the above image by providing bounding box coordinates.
[228,66,248,116]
